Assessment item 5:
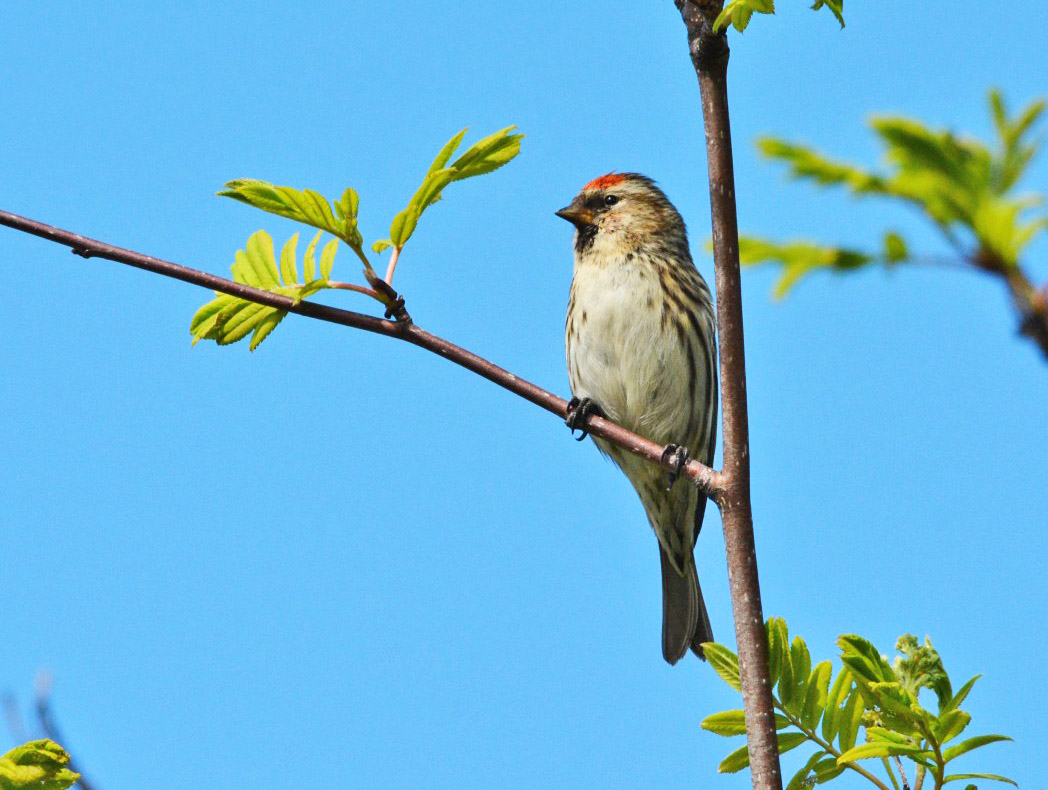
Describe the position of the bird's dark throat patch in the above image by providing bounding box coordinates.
[574,222,598,253]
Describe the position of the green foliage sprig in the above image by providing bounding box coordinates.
[740,90,1047,295]
[191,126,523,350]
[714,0,844,34]
[0,741,79,790]
[702,620,1013,790]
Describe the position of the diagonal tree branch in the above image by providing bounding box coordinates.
[674,2,781,790]
[0,207,723,498]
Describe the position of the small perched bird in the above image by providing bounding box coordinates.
[557,173,718,664]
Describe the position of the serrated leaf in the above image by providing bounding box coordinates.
[837,689,864,752]
[219,179,366,254]
[766,617,787,687]
[837,742,932,764]
[802,661,832,730]
[279,233,299,284]
[935,709,972,743]
[779,633,796,709]
[448,126,524,181]
[777,732,807,754]
[942,734,1012,763]
[812,756,845,784]
[942,675,980,715]
[0,740,80,790]
[319,237,338,279]
[191,230,350,350]
[839,635,895,683]
[704,643,742,692]
[786,751,827,790]
[713,0,775,33]
[811,0,845,27]
[303,231,322,281]
[822,667,853,744]
[249,308,286,351]
[428,128,469,176]
[943,774,1017,786]
[788,637,812,715]
[701,710,747,736]
[718,743,751,774]
[717,733,806,775]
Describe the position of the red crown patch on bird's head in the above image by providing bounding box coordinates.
[583,173,626,191]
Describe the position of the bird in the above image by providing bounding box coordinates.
[556,172,718,664]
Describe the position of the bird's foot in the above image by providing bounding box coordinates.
[565,397,604,442]
[661,444,691,490]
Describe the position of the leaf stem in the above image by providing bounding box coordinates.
[326,281,383,300]
[384,246,401,285]
[773,702,892,790]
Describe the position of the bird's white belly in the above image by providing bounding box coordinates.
[567,262,693,443]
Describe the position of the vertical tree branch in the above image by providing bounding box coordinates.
[674,3,781,790]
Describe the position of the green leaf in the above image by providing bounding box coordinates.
[786,751,827,790]
[0,740,79,790]
[837,742,932,764]
[822,668,853,744]
[191,230,351,351]
[717,733,807,774]
[836,689,865,752]
[777,732,808,754]
[718,743,751,774]
[383,126,523,254]
[838,635,895,683]
[319,237,339,279]
[883,231,908,263]
[249,309,286,351]
[811,0,845,27]
[788,637,812,714]
[218,180,365,252]
[942,734,1012,763]
[934,709,971,743]
[812,757,845,784]
[713,0,775,33]
[701,710,747,736]
[448,125,524,181]
[766,617,788,687]
[372,239,393,254]
[942,675,980,715]
[942,774,1016,786]
[704,643,742,692]
[303,231,321,282]
[279,233,299,284]
[738,236,874,297]
[802,661,833,729]
[428,127,469,176]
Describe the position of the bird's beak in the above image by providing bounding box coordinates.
[555,205,595,228]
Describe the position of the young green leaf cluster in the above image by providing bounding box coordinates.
[190,230,339,350]
[191,126,523,350]
[702,620,1013,790]
[741,90,1047,290]
[713,0,844,34]
[0,740,79,790]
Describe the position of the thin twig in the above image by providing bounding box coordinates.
[893,755,911,790]
[674,2,779,790]
[0,207,723,498]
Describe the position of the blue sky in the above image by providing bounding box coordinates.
[2,2,1046,789]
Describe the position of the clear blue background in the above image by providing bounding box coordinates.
[2,2,1045,788]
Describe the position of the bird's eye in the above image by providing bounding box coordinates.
[604,194,619,207]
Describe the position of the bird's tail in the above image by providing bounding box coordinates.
[660,545,713,664]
